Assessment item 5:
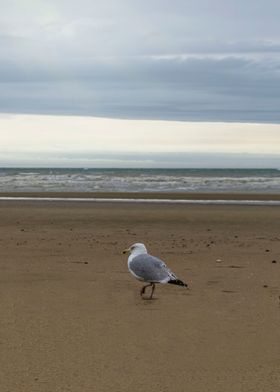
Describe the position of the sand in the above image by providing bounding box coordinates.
[0,199,280,392]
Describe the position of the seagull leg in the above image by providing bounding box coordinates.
[149,283,156,300]
[140,283,152,298]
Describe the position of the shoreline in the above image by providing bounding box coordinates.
[0,191,280,200]
[0,191,280,206]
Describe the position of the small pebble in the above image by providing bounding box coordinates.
[263,284,268,288]
[265,249,270,252]
[272,260,277,263]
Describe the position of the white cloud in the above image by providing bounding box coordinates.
[0,114,279,158]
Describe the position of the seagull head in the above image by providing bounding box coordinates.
[122,242,148,255]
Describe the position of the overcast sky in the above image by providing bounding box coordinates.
[0,0,280,167]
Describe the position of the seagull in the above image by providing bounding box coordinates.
[123,242,188,299]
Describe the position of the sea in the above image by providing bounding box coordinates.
[0,168,279,194]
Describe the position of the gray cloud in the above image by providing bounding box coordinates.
[0,0,280,122]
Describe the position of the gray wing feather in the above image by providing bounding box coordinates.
[129,254,175,283]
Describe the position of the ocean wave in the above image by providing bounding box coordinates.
[0,168,279,193]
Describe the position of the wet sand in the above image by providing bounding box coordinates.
[0,199,280,391]
[1,191,280,200]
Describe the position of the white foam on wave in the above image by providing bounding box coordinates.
[0,196,280,206]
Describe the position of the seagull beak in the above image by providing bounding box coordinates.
[122,248,130,254]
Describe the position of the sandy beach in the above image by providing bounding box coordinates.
[0,198,280,392]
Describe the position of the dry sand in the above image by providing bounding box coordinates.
[0,199,280,392]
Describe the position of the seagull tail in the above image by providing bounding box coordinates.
[168,278,188,288]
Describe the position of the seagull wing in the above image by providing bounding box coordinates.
[129,253,176,283]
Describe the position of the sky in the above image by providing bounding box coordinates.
[0,0,280,167]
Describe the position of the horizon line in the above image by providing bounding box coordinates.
[0,166,279,170]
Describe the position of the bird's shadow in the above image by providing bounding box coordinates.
[136,298,159,310]
[141,296,158,301]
